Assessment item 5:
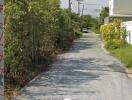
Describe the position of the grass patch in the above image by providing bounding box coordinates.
[110,45,132,69]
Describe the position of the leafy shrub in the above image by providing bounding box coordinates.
[105,39,125,49]
[4,0,81,98]
[100,19,127,49]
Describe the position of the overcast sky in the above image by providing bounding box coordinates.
[60,0,109,17]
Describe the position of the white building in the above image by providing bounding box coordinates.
[109,0,132,17]
[123,21,132,44]
[109,0,132,44]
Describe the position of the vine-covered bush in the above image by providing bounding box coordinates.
[100,19,127,49]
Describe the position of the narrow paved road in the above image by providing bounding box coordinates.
[15,32,132,100]
[0,85,3,100]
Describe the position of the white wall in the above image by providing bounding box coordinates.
[123,21,132,44]
[109,0,132,17]
[109,0,132,44]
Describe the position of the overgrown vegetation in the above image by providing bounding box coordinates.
[4,0,81,99]
[91,7,109,34]
[99,7,109,25]
[81,15,92,29]
[100,19,132,70]
[91,18,100,34]
[100,19,127,49]
[111,45,132,69]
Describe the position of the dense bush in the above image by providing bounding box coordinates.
[90,7,109,34]
[100,19,127,49]
[81,15,92,28]
[4,0,81,98]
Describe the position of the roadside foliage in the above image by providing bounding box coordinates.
[100,19,127,49]
[4,0,81,98]
[111,45,132,69]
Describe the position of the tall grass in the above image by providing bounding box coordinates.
[111,45,132,69]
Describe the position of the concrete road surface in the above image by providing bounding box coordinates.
[0,70,3,100]
[14,32,132,100]
[0,85,3,100]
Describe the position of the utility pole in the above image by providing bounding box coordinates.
[68,0,71,29]
[78,1,80,15]
[81,4,84,16]
[69,0,71,11]
[81,4,84,31]
[77,0,83,15]
[80,2,100,17]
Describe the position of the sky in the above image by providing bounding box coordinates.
[60,0,109,17]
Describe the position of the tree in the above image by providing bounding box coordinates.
[80,15,92,31]
[99,7,109,25]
